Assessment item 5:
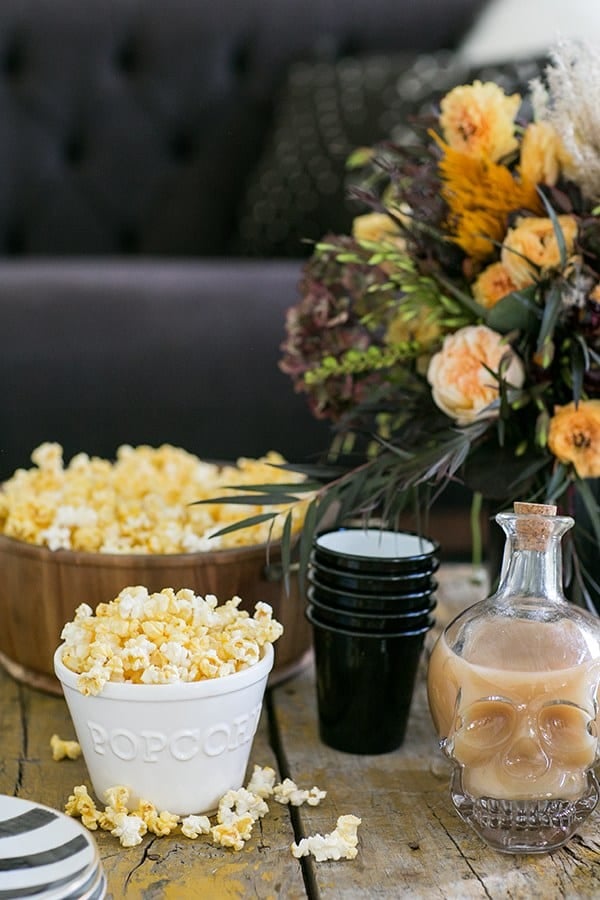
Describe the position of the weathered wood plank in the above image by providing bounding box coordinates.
[0,667,306,900]
[271,564,600,899]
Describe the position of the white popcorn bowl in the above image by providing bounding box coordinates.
[54,642,274,816]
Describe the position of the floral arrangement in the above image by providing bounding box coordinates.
[225,41,600,604]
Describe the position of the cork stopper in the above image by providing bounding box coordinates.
[513,501,557,550]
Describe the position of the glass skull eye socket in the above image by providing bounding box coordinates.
[538,702,598,766]
[450,697,517,765]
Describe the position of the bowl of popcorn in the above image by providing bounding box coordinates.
[54,585,282,816]
[0,443,312,693]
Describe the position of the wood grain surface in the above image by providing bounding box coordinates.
[1,564,599,899]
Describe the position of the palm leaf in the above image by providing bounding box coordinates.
[191,493,302,506]
[573,479,600,546]
[280,511,293,596]
[209,512,279,540]
[536,283,562,355]
[538,187,568,267]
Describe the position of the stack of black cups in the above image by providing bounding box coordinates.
[306,527,439,754]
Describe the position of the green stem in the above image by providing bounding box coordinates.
[470,491,483,568]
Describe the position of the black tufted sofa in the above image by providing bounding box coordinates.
[0,0,489,494]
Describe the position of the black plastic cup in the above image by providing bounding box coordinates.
[313,528,440,575]
[307,597,435,633]
[309,552,439,595]
[307,591,436,633]
[308,570,437,613]
[306,606,432,754]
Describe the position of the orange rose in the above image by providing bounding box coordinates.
[548,401,600,478]
[472,262,519,309]
[501,215,578,287]
[426,324,525,425]
[439,81,521,162]
[519,121,569,187]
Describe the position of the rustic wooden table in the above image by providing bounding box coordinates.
[2,564,600,899]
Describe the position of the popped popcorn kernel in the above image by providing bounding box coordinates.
[217,788,269,825]
[103,785,130,813]
[134,800,180,836]
[0,443,309,553]
[245,764,277,799]
[273,778,327,807]
[181,814,211,839]
[60,586,282,694]
[50,733,82,761]
[291,815,362,862]
[211,815,255,851]
[110,812,147,848]
[65,785,99,830]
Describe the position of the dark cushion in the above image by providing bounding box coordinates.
[0,259,330,479]
[0,0,486,258]
[233,52,546,257]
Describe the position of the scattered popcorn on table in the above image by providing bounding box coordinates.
[291,815,362,862]
[273,778,327,807]
[0,442,309,553]
[50,733,82,761]
[59,586,283,695]
[64,771,356,859]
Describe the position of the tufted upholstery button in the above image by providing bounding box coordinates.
[63,133,86,167]
[231,42,250,78]
[5,223,26,255]
[3,37,24,80]
[115,37,139,74]
[168,131,196,164]
[118,225,140,254]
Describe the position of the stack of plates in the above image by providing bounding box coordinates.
[0,795,106,899]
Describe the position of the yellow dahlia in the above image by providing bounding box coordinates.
[439,80,521,163]
[548,401,600,478]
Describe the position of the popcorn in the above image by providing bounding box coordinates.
[291,815,362,862]
[60,586,283,695]
[273,778,327,807]
[64,770,347,859]
[50,733,82,761]
[181,815,211,839]
[245,764,277,798]
[217,788,269,825]
[211,816,255,851]
[110,812,147,848]
[103,785,131,814]
[134,800,180,836]
[65,785,99,830]
[0,443,309,553]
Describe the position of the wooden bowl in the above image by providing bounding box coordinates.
[0,534,311,694]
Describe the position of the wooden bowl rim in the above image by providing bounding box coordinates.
[0,532,282,569]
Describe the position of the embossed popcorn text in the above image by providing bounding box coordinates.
[87,703,263,761]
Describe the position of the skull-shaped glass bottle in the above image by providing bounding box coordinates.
[427,501,600,853]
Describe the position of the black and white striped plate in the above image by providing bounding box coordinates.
[0,795,105,899]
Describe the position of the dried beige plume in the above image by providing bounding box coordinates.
[531,39,600,202]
